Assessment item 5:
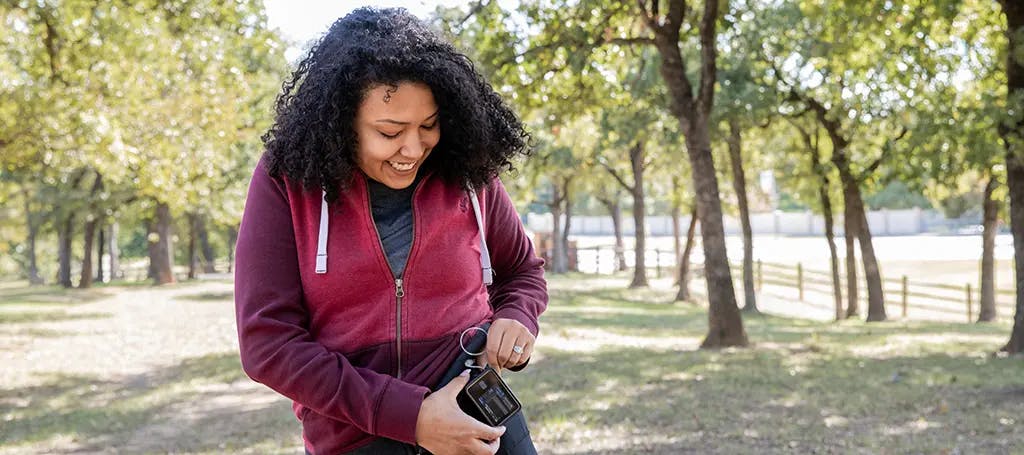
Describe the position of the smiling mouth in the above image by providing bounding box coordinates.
[387,161,415,172]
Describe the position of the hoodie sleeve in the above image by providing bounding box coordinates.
[482,178,548,337]
[234,159,428,445]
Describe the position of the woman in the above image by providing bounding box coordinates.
[233,7,547,455]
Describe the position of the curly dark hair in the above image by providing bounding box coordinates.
[261,7,530,201]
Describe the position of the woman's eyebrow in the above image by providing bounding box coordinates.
[374,110,439,125]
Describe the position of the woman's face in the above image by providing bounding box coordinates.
[354,81,441,189]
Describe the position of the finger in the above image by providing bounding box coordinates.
[506,339,530,368]
[467,436,500,455]
[498,331,528,368]
[485,328,506,370]
[474,424,505,442]
[520,341,535,365]
[484,435,501,454]
[442,369,472,396]
[501,335,525,369]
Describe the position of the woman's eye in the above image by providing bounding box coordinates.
[421,123,438,130]
[379,131,401,139]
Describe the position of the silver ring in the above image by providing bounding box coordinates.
[459,326,488,357]
[512,345,524,354]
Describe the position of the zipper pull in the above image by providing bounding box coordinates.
[395,278,405,298]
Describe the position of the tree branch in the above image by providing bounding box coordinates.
[598,159,636,193]
[697,0,718,115]
[607,36,655,46]
[858,126,908,180]
[666,0,687,30]
[637,0,659,31]
[456,0,489,28]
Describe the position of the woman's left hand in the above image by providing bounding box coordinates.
[478,318,534,372]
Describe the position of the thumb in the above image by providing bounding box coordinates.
[441,369,472,396]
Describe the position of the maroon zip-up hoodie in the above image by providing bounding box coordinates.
[234,158,547,454]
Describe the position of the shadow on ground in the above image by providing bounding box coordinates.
[0,353,299,454]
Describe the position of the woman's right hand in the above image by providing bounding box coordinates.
[415,369,506,455]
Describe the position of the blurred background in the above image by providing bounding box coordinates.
[2,1,1023,453]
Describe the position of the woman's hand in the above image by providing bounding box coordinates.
[416,370,505,455]
[478,318,534,372]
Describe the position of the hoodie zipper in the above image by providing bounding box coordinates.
[365,177,422,380]
[394,278,405,378]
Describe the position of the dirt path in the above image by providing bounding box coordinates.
[0,280,300,454]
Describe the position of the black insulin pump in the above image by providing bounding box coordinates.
[456,366,522,427]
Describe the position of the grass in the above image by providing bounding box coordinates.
[506,273,1024,454]
[0,274,1022,454]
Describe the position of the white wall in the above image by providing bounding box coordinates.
[529,208,931,237]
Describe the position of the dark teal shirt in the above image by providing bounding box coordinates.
[367,177,418,277]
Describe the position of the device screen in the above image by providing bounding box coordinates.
[465,369,520,425]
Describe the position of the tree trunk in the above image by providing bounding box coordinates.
[610,200,627,272]
[562,182,573,272]
[649,0,746,347]
[675,204,699,302]
[999,0,1024,353]
[96,225,105,283]
[549,183,566,274]
[79,217,97,289]
[629,141,648,288]
[843,204,859,318]
[149,202,176,285]
[22,187,43,285]
[979,174,999,322]
[727,119,757,313]
[58,213,75,288]
[109,222,121,280]
[686,129,746,345]
[198,215,216,273]
[798,121,843,320]
[813,157,843,321]
[835,162,886,322]
[79,173,103,289]
[188,212,199,280]
[227,225,237,274]
[671,202,681,284]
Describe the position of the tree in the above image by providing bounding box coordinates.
[998,0,1024,353]
[788,119,845,320]
[637,0,747,346]
[0,0,286,286]
[713,18,778,313]
[753,0,971,321]
[593,186,628,272]
[599,139,651,287]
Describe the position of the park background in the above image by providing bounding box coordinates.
[2,0,1024,453]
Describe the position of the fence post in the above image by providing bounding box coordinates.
[797,262,804,301]
[757,259,763,291]
[901,275,908,318]
[655,249,662,278]
[966,283,973,322]
[595,246,601,274]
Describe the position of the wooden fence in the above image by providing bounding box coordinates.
[742,260,1016,322]
[572,245,1016,322]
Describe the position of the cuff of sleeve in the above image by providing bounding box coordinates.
[493,307,539,337]
[373,378,430,445]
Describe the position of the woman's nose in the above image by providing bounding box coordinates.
[400,131,426,158]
